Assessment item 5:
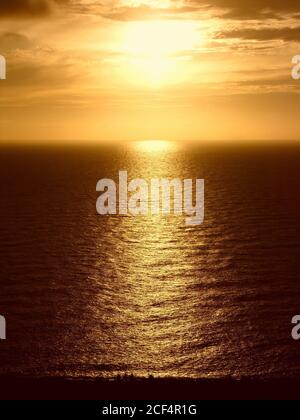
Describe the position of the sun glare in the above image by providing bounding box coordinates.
[123,21,199,56]
[121,20,201,87]
[120,0,174,8]
[133,140,178,153]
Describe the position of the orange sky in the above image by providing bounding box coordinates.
[0,0,300,142]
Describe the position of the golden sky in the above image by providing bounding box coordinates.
[0,0,300,142]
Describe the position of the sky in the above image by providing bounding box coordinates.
[0,0,300,142]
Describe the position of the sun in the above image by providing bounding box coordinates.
[120,20,201,87]
[123,20,199,56]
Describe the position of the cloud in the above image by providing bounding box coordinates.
[0,0,68,18]
[217,26,300,42]
[0,32,32,52]
[188,0,300,20]
[2,1,299,21]
[99,1,300,21]
[98,3,199,21]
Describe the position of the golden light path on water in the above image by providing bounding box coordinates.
[85,140,221,379]
[132,140,179,153]
[116,141,190,375]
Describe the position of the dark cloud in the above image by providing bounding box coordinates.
[0,32,32,52]
[218,26,300,42]
[189,0,300,19]
[0,0,68,18]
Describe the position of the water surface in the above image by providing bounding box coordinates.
[0,142,300,379]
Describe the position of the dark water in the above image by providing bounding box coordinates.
[0,141,300,379]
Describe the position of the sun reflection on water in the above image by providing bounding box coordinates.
[132,140,179,154]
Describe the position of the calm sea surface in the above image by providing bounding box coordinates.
[0,142,300,379]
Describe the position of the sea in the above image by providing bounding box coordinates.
[0,141,300,380]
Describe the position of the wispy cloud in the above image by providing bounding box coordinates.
[187,0,300,20]
[217,26,300,42]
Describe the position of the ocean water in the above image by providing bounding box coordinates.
[0,141,300,380]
